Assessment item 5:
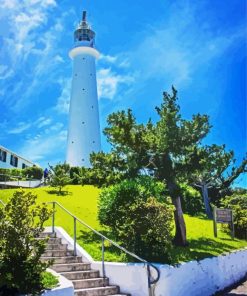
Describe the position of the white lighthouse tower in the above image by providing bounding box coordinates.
[66,11,101,167]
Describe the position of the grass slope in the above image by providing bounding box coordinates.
[1,185,246,264]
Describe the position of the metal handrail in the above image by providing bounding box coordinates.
[0,174,43,188]
[48,201,160,294]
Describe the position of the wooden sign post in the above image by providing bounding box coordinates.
[213,207,235,239]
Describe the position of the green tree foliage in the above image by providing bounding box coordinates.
[221,193,247,239]
[49,163,71,195]
[98,177,173,262]
[95,87,213,246]
[180,183,204,216]
[23,166,43,180]
[93,87,247,244]
[185,144,247,215]
[0,190,52,295]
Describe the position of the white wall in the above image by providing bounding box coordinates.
[52,227,247,296]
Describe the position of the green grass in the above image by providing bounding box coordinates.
[42,271,59,290]
[1,185,246,264]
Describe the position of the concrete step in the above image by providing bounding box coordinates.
[41,249,74,257]
[37,237,62,244]
[39,232,56,238]
[41,256,82,264]
[61,270,99,280]
[73,278,109,289]
[52,262,91,272]
[46,243,68,250]
[74,286,119,296]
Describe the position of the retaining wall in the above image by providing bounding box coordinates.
[51,227,247,296]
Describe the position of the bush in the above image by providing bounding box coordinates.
[180,183,204,216]
[221,193,247,239]
[23,166,43,180]
[0,190,53,295]
[98,177,174,262]
[0,168,23,181]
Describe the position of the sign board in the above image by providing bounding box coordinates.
[213,207,234,239]
[215,209,232,223]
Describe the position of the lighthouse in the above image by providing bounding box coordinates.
[66,11,101,167]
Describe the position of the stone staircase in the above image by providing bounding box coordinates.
[40,232,130,296]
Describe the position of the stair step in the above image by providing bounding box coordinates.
[61,270,99,280]
[37,237,61,244]
[39,232,56,238]
[74,286,119,296]
[42,250,74,257]
[41,256,82,264]
[73,278,109,289]
[46,243,67,250]
[52,262,91,272]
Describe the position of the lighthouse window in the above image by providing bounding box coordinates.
[82,122,85,124]
[75,74,77,77]
[82,159,84,161]
[82,88,85,91]
[91,106,94,109]
[93,141,95,143]
[71,141,74,144]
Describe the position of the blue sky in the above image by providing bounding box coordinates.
[0,0,246,186]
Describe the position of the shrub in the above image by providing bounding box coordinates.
[221,193,247,239]
[180,183,204,216]
[98,177,174,262]
[0,190,53,295]
[23,166,43,180]
[0,168,23,181]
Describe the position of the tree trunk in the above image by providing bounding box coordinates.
[166,179,188,246]
[172,195,188,246]
[201,184,213,219]
[157,153,188,247]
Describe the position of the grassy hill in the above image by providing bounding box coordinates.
[1,185,246,264]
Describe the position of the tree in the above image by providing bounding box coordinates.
[95,87,214,246]
[183,144,247,218]
[0,190,52,295]
[49,163,71,195]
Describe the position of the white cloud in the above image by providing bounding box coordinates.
[55,78,71,114]
[100,54,117,64]
[128,2,246,88]
[19,126,66,162]
[8,122,31,134]
[36,118,52,128]
[97,68,134,100]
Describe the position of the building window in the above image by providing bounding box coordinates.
[10,154,18,167]
[0,149,7,162]
[22,163,27,169]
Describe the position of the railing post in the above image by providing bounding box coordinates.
[52,202,55,233]
[101,237,106,280]
[74,217,77,256]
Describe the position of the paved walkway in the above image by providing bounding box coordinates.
[223,279,247,295]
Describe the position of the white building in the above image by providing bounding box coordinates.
[66,11,101,167]
[0,145,36,169]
